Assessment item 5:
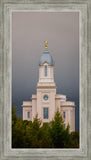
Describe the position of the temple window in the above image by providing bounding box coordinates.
[63,112,65,118]
[45,66,47,76]
[43,108,48,119]
[27,112,30,118]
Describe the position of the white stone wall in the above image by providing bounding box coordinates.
[55,98,61,112]
[39,63,54,83]
[23,106,32,121]
[61,104,75,132]
[55,94,67,112]
[22,97,75,132]
[37,88,56,123]
[70,107,75,132]
[32,95,37,121]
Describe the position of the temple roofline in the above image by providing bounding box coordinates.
[22,101,32,107]
[60,101,75,107]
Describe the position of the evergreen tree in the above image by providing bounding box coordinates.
[12,107,79,148]
[50,110,67,148]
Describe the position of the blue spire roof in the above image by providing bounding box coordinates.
[39,50,54,66]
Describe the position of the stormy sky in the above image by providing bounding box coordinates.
[12,12,79,131]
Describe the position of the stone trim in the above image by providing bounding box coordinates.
[36,86,56,89]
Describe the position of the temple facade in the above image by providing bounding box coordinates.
[22,41,75,132]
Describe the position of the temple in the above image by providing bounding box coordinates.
[22,42,75,132]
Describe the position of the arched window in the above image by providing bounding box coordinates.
[45,66,47,76]
[63,112,65,118]
[43,108,48,119]
[27,112,30,118]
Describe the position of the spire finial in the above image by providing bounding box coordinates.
[44,41,48,49]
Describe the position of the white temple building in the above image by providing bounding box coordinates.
[22,41,75,132]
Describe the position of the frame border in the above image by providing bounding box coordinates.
[0,1,90,160]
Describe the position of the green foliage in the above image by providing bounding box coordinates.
[12,107,79,148]
[12,104,17,125]
[38,123,54,148]
[50,110,65,147]
[70,131,79,148]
